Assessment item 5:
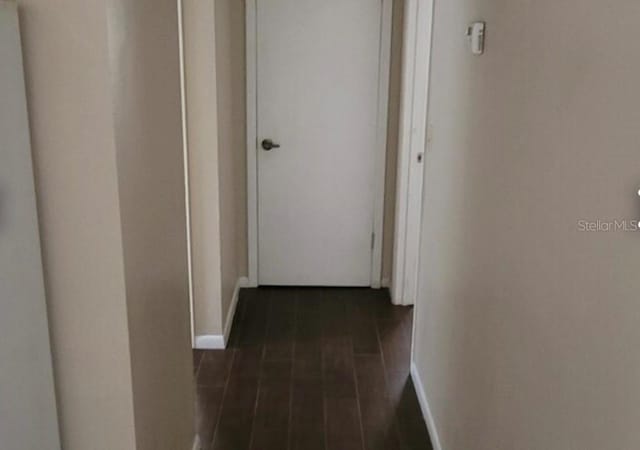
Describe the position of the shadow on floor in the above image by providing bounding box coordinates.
[194,287,433,450]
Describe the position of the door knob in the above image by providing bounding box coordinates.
[261,139,281,151]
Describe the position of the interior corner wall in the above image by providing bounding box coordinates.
[413,1,640,449]
[183,0,225,337]
[183,0,249,338]
[214,0,248,322]
[18,1,137,448]
[106,1,195,449]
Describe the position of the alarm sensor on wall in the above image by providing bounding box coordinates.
[467,21,486,55]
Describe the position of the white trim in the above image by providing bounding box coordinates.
[391,0,434,305]
[245,0,392,288]
[246,1,259,288]
[194,277,249,350]
[176,0,196,346]
[411,362,444,450]
[222,277,249,344]
[194,334,225,350]
[191,434,201,450]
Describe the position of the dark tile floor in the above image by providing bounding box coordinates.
[194,287,433,450]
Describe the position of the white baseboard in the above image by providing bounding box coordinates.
[194,334,225,350]
[411,362,443,450]
[222,276,249,345]
[191,434,201,450]
[194,276,248,350]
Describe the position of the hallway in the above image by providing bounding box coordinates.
[194,288,432,450]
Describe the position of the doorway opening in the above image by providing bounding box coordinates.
[182,0,435,446]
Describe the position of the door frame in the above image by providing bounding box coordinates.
[391,0,434,305]
[245,0,393,287]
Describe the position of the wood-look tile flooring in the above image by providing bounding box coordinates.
[194,287,433,450]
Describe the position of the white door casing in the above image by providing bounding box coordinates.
[392,0,433,305]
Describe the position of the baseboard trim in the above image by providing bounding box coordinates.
[411,362,443,450]
[194,334,224,350]
[194,277,249,350]
[222,276,249,345]
[191,434,201,450]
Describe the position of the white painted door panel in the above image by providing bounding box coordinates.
[257,0,382,286]
[0,3,61,448]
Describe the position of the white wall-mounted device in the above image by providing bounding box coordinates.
[466,21,486,55]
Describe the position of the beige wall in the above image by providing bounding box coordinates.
[183,0,250,339]
[107,1,195,449]
[413,1,640,449]
[0,2,60,448]
[183,0,225,336]
[19,1,137,448]
[215,0,248,321]
[20,0,194,448]
[183,0,248,337]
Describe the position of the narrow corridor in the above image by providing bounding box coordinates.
[194,287,432,450]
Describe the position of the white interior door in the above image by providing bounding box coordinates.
[0,3,61,448]
[256,0,386,286]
